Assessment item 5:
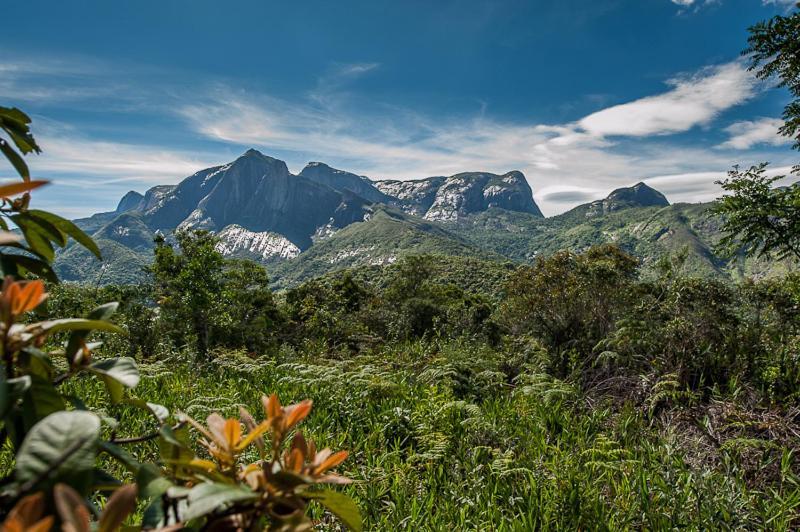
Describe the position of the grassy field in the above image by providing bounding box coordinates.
[23,339,797,530]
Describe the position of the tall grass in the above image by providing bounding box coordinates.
[22,340,797,530]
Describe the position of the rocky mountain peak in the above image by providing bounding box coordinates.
[116,191,144,213]
[299,161,389,203]
[606,182,669,208]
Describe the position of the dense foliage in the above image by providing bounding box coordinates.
[34,242,800,528]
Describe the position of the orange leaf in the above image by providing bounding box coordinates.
[286,448,304,472]
[314,450,349,475]
[223,418,242,450]
[263,393,282,419]
[98,484,138,532]
[0,180,48,198]
[54,483,91,532]
[235,419,272,452]
[13,280,46,315]
[284,400,313,430]
[2,492,54,532]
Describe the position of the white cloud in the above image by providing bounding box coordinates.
[671,0,696,5]
[578,62,756,137]
[763,0,797,7]
[718,117,791,149]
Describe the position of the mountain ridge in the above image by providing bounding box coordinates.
[55,149,795,286]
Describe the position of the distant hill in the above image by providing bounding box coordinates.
[54,150,795,286]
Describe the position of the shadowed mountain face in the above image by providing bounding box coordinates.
[116,191,144,213]
[126,150,372,249]
[299,162,391,203]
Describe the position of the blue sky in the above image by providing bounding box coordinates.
[1,0,798,217]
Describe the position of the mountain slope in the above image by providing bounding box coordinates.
[268,207,501,288]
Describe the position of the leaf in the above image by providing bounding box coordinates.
[21,374,65,427]
[14,213,67,248]
[304,489,362,532]
[0,230,20,244]
[99,441,141,474]
[54,483,91,532]
[182,482,259,521]
[16,411,101,495]
[0,375,30,419]
[26,209,102,259]
[36,318,125,335]
[0,253,58,283]
[65,303,120,363]
[98,484,138,532]
[0,180,47,198]
[0,140,30,181]
[13,217,54,262]
[18,348,53,380]
[89,357,140,403]
[126,398,169,423]
[2,492,54,532]
[137,463,172,500]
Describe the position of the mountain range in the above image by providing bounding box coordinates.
[54,149,794,287]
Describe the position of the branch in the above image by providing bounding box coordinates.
[109,421,186,445]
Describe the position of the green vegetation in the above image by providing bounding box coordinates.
[4,7,800,530]
[32,244,800,529]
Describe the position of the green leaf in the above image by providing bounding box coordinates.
[126,397,169,423]
[13,216,55,262]
[137,463,172,500]
[0,139,29,180]
[0,253,58,283]
[18,348,53,380]
[15,410,101,495]
[27,210,102,259]
[37,318,125,335]
[0,375,30,423]
[89,357,140,403]
[65,303,120,363]
[99,440,142,474]
[183,482,259,521]
[21,374,65,426]
[305,489,363,532]
[88,302,119,321]
[15,213,67,248]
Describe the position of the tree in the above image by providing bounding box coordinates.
[497,245,639,377]
[217,259,281,353]
[713,164,800,260]
[714,5,800,260]
[150,230,224,360]
[746,4,800,150]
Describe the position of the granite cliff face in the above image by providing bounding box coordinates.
[375,171,543,220]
